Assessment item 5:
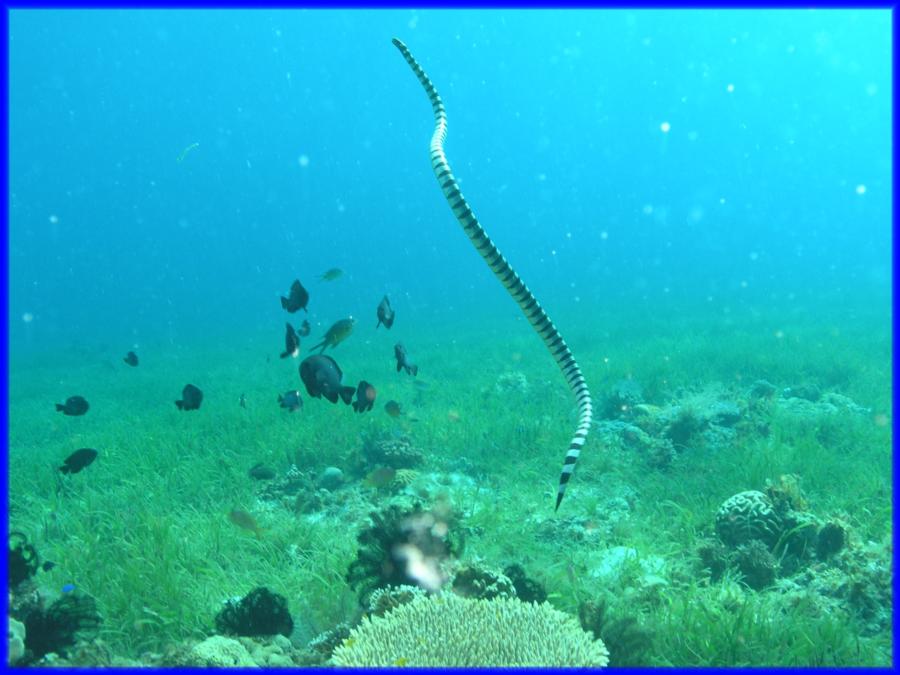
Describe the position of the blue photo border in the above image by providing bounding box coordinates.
[0,2,896,674]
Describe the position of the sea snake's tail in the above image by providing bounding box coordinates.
[392,38,593,510]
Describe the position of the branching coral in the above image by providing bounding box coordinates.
[331,593,610,666]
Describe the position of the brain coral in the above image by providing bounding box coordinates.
[715,490,782,548]
[330,593,610,667]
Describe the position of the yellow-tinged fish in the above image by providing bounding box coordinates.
[309,318,355,353]
[228,510,263,538]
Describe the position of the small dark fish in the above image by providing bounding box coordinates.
[280,279,309,313]
[55,395,89,416]
[228,510,263,538]
[376,295,395,329]
[59,448,98,474]
[363,466,396,488]
[299,355,355,405]
[298,319,311,337]
[319,268,343,281]
[239,393,247,409]
[123,351,139,367]
[278,389,303,412]
[309,318,355,353]
[248,462,277,480]
[394,343,418,376]
[42,561,56,572]
[352,380,377,413]
[175,384,203,411]
[280,322,300,359]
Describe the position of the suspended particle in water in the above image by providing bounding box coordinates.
[22,312,33,323]
[177,142,199,163]
[298,154,309,168]
[726,83,735,93]
[855,184,866,195]
[660,121,671,133]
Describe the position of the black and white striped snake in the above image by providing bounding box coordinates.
[392,38,593,510]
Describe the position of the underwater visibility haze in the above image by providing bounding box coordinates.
[7,8,892,667]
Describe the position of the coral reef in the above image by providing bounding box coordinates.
[733,540,778,590]
[764,474,808,512]
[316,467,344,491]
[696,539,730,582]
[236,634,301,666]
[749,379,777,399]
[307,623,353,661]
[367,585,426,617]
[816,521,847,560]
[715,490,783,548]
[160,632,314,667]
[391,468,419,490]
[493,371,529,396]
[578,596,653,666]
[774,536,892,636]
[256,464,316,510]
[783,383,821,402]
[362,435,424,470]
[187,635,256,667]
[662,405,706,449]
[331,593,610,666]
[450,562,515,600]
[8,617,26,665]
[346,503,457,605]
[601,379,645,419]
[621,425,678,469]
[531,481,638,544]
[503,564,548,604]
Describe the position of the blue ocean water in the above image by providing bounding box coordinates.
[9,9,890,359]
